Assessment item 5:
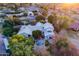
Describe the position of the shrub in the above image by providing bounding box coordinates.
[9,34,35,56]
[36,15,45,22]
[42,10,47,17]
[48,14,57,24]
[50,35,78,56]
[32,30,44,39]
[51,15,75,32]
[2,27,13,37]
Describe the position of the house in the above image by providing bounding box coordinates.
[26,6,41,16]
[17,25,32,37]
[0,17,6,29]
[43,22,55,40]
[27,6,39,12]
[26,15,36,22]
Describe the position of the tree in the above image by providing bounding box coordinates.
[48,15,75,33]
[9,34,35,56]
[32,30,44,39]
[36,15,45,22]
[48,15,55,24]
[50,34,78,56]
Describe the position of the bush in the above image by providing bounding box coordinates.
[55,37,68,49]
[40,6,48,11]
[36,15,45,22]
[51,15,75,33]
[48,14,57,24]
[47,14,75,33]
[42,10,47,17]
[9,34,35,56]
[2,27,13,37]
[32,30,44,39]
[50,35,78,56]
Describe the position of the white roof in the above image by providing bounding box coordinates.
[44,22,54,31]
[43,22,55,36]
[36,22,44,27]
[28,25,39,31]
[18,25,32,35]
[28,11,34,16]
[18,22,55,37]
[35,22,44,31]
[44,31,55,37]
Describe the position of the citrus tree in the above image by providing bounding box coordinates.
[9,34,35,56]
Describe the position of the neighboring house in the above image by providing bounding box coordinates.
[2,8,15,14]
[0,18,5,24]
[0,18,5,32]
[26,6,39,12]
[26,15,35,20]
[0,12,6,17]
[0,17,6,28]
[26,6,41,16]
[18,7,26,12]
[26,13,36,22]
[18,6,42,22]
[28,11,34,16]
